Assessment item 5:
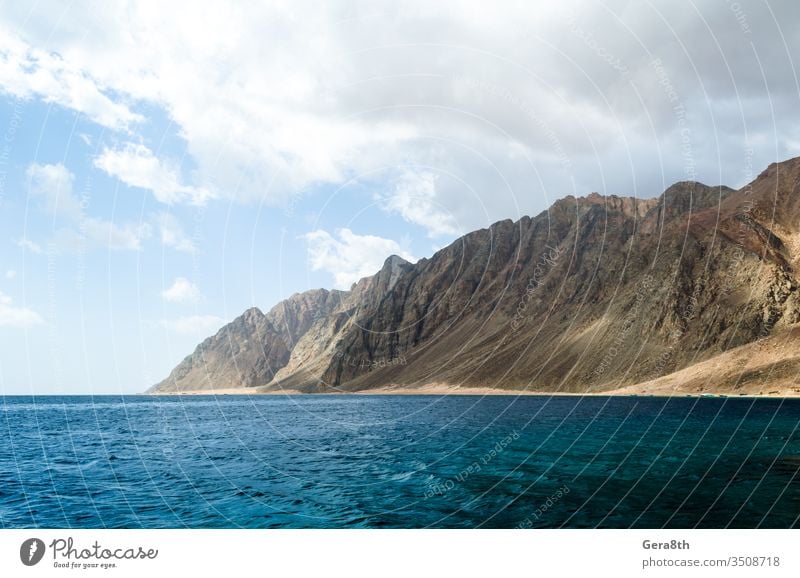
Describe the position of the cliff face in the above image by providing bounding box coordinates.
[150,289,346,392]
[150,156,800,394]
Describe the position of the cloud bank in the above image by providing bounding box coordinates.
[1,1,797,227]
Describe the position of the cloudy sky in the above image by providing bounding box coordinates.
[1,0,798,393]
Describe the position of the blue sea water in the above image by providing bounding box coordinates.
[0,395,799,528]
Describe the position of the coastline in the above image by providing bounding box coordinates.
[143,383,800,397]
[146,330,800,398]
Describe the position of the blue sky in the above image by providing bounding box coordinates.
[0,95,443,393]
[1,1,799,393]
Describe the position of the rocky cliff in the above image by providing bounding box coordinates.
[152,288,346,392]
[149,156,800,395]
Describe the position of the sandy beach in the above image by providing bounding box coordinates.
[146,382,800,397]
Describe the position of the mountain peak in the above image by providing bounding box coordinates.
[241,306,264,321]
[384,254,410,267]
[659,181,736,212]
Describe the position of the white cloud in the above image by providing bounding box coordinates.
[94,143,211,205]
[162,277,203,304]
[27,163,83,220]
[5,270,16,279]
[155,212,196,253]
[15,238,42,254]
[0,27,141,131]
[303,228,416,289]
[25,163,151,251]
[2,1,800,228]
[380,170,461,238]
[159,315,224,336]
[80,218,152,251]
[0,290,43,328]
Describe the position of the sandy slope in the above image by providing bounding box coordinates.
[606,326,800,397]
[147,326,800,397]
[147,326,800,398]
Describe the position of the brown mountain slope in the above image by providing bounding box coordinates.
[150,288,346,392]
[150,156,800,395]
[608,326,800,396]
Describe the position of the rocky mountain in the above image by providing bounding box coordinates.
[149,156,800,395]
[152,289,346,392]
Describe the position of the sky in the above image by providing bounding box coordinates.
[0,0,799,394]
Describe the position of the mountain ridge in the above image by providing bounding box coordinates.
[149,156,800,395]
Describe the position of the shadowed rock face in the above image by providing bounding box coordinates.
[150,156,800,394]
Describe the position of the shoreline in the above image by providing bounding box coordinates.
[142,383,800,398]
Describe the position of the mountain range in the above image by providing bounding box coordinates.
[149,156,800,396]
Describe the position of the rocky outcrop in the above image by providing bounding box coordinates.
[149,289,345,392]
[150,156,800,395]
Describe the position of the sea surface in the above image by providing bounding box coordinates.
[1,395,799,528]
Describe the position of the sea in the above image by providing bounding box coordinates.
[1,395,798,528]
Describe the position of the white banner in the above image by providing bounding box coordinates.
[0,529,796,577]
